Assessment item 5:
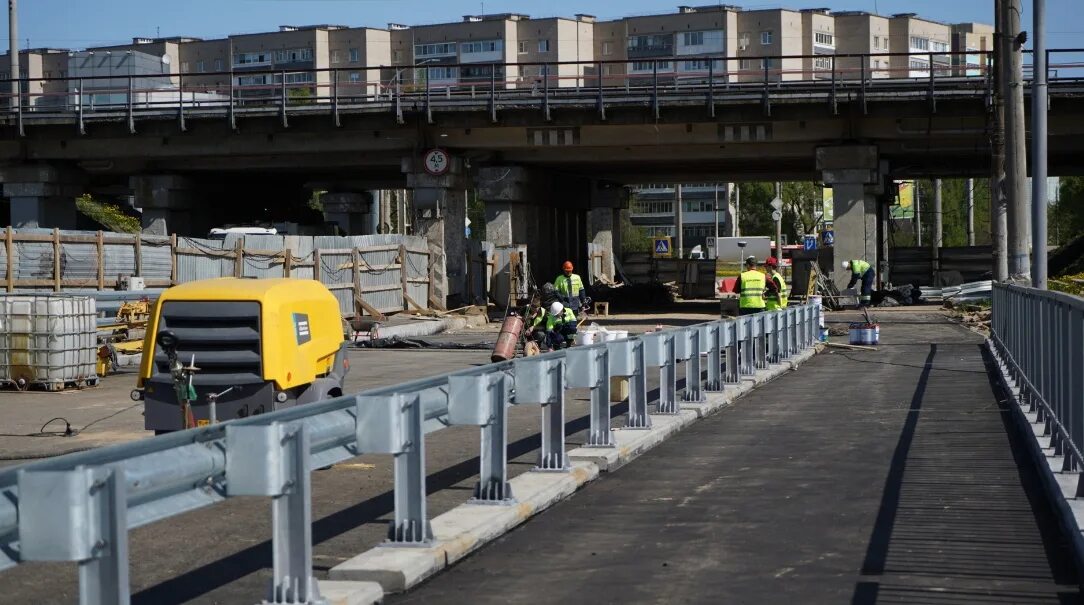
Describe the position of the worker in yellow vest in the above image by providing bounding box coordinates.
[554,260,589,315]
[737,256,767,316]
[763,256,788,310]
[842,259,875,308]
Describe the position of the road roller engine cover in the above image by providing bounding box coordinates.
[134,278,349,432]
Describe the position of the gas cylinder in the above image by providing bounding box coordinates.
[491,313,525,362]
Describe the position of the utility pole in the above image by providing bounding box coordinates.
[915,183,922,247]
[932,178,943,279]
[1031,0,1048,289]
[8,0,18,113]
[713,183,720,255]
[774,182,783,267]
[966,178,975,246]
[734,184,741,237]
[991,0,1009,281]
[675,183,684,259]
[1003,0,1030,280]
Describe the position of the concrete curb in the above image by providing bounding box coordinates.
[326,345,821,603]
[986,340,1084,580]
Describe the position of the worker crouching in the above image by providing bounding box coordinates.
[842,259,875,308]
[531,302,578,351]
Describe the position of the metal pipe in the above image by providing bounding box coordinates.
[8,0,17,113]
[932,178,943,279]
[967,178,975,246]
[774,182,783,267]
[1031,0,1048,289]
[675,183,684,258]
[915,182,923,247]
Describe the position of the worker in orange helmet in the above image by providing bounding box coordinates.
[554,260,589,315]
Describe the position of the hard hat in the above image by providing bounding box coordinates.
[549,301,565,316]
[562,261,574,271]
[765,256,778,267]
[745,255,757,265]
[841,260,851,270]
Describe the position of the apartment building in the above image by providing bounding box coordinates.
[734,9,804,81]
[889,13,952,78]
[951,22,994,76]
[595,5,736,86]
[0,48,69,107]
[800,8,836,80]
[629,183,729,254]
[833,11,892,78]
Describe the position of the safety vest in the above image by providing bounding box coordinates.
[851,259,871,276]
[534,308,576,330]
[739,270,766,309]
[765,270,788,310]
[554,273,584,298]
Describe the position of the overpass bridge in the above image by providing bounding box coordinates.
[0,290,1081,604]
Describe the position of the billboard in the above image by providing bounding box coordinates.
[821,186,834,223]
[892,180,915,219]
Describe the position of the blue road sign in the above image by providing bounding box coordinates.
[803,235,817,251]
[652,236,672,258]
[822,230,835,246]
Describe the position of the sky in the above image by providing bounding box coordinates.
[5,0,1083,51]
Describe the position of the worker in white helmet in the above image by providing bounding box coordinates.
[530,301,578,350]
[841,259,875,307]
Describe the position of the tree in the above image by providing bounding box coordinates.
[467,190,485,241]
[737,182,775,237]
[620,208,652,254]
[781,181,820,241]
[1051,177,1084,245]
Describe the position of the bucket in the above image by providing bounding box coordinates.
[610,330,629,341]
[869,324,880,345]
[576,330,600,346]
[820,327,829,342]
[848,322,866,345]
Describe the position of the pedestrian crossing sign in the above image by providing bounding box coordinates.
[652,236,672,258]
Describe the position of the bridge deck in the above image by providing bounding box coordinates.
[392,312,1082,604]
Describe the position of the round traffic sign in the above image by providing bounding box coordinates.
[771,210,782,221]
[423,148,450,176]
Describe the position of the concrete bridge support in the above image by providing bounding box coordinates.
[404,156,469,308]
[817,145,882,290]
[323,192,373,236]
[1,164,84,229]
[131,175,197,236]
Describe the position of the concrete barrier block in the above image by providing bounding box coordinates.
[318,580,384,605]
[329,545,444,593]
[567,411,696,472]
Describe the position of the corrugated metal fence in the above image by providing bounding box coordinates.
[2,228,431,316]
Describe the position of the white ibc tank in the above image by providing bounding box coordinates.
[0,295,98,389]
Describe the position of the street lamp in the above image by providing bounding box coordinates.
[388,57,436,98]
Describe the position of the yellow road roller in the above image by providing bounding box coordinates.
[134,278,349,433]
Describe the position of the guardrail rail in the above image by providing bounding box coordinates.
[0,304,821,604]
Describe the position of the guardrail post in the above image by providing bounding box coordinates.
[542,63,551,121]
[513,357,568,471]
[280,70,289,128]
[489,64,498,123]
[830,58,837,114]
[18,465,130,605]
[226,422,321,604]
[701,323,722,391]
[723,320,740,384]
[77,79,85,135]
[859,56,867,115]
[677,327,703,403]
[643,331,678,414]
[608,339,651,429]
[448,373,515,502]
[596,61,606,120]
[762,59,771,116]
[567,346,614,447]
[707,59,715,117]
[1068,305,1084,472]
[394,71,403,125]
[126,76,135,134]
[652,60,660,119]
[356,393,432,544]
[228,71,236,131]
[928,52,937,113]
[332,73,341,127]
[755,314,769,369]
[737,316,752,376]
[424,68,432,124]
[177,73,187,132]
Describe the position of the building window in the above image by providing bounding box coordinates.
[274,48,312,63]
[761,58,773,70]
[273,72,314,84]
[214,58,223,71]
[426,66,457,80]
[462,40,500,54]
[760,30,773,45]
[631,60,672,72]
[931,40,949,53]
[602,41,613,55]
[681,59,721,72]
[332,50,342,64]
[630,199,674,214]
[196,60,205,72]
[181,61,190,73]
[910,36,929,51]
[683,31,704,46]
[415,42,456,57]
[518,41,527,54]
[393,50,403,62]
[349,47,359,62]
[739,32,751,49]
[538,39,550,53]
[628,34,671,50]
[909,58,930,69]
[235,52,271,66]
[814,56,833,70]
[814,32,834,46]
[349,72,360,83]
[237,75,267,86]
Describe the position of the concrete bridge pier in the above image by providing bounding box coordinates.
[131,175,198,236]
[322,192,373,236]
[0,164,84,229]
[404,155,469,308]
[817,145,882,290]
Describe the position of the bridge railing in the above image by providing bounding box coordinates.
[990,284,1084,488]
[0,304,821,604]
[0,49,1016,134]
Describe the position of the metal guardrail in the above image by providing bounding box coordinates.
[990,285,1084,490]
[0,304,820,604]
